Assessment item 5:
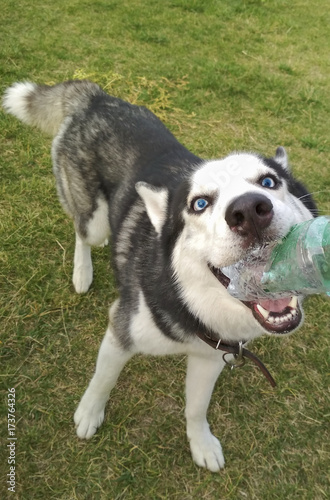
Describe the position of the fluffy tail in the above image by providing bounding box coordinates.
[2,80,103,136]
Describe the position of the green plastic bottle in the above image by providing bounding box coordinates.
[262,216,330,296]
[223,216,330,300]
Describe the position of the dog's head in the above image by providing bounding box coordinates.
[136,148,317,341]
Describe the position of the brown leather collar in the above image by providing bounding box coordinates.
[196,331,276,387]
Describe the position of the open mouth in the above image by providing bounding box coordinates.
[209,266,302,334]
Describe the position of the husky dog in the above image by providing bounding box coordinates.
[3,80,316,471]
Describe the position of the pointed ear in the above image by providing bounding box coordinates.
[135,182,168,235]
[274,146,290,171]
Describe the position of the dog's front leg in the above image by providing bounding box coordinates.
[185,353,226,472]
[74,323,132,439]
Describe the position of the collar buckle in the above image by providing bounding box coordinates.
[222,341,246,369]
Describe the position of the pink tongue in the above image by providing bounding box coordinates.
[259,297,292,313]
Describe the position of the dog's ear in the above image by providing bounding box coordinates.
[136,182,168,234]
[274,146,290,171]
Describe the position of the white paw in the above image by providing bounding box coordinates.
[72,264,93,293]
[189,432,225,472]
[74,396,105,439]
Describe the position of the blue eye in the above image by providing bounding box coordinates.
[193,198,209,212]
[261,176,276,189]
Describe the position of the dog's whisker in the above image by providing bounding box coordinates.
[298,190,329,201]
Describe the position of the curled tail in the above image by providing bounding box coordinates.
[2,80,103,136]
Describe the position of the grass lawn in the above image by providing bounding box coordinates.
[1,0,330,498]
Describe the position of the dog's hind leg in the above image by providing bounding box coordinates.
[72,196,111,293]
[74,305,133,439]
[185,353,226,472]
[72,232,93,293]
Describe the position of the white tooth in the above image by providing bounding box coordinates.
[268,316,275,324]
[289,296,298,309]
[256,304,270,319]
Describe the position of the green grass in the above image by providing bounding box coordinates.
[1,0,330,498]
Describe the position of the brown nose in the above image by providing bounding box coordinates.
[225,193,273,241]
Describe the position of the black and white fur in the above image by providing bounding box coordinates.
[3,80,317,471]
